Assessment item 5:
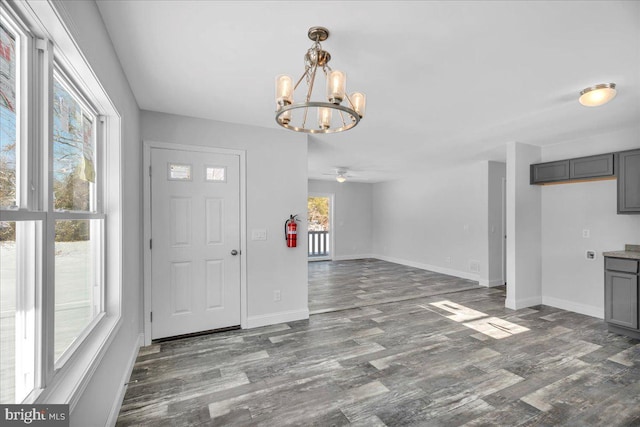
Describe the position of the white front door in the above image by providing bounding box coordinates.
[150,147,241,340]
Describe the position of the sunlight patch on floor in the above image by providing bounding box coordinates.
[427,300,529,339]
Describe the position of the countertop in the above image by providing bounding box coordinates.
[603,244,640,260]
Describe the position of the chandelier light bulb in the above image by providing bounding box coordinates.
[349,92,366,118]
[275,75,294,106]
[579,83,616,107]
[318,107,332,129]
[279,109,291,125]
[336,174,346,183]
[327,70,346,104]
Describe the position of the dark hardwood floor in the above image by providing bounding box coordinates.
[308,258,480,314]
[117,260,640,426]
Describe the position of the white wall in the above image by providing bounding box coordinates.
[308,180,373,259]
[506,142,542,310]
[540,130,640,318]
[371,163,487,281]
[141,111,309,327]
[50,1,143,426]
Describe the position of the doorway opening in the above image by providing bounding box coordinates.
[307,194,333,261]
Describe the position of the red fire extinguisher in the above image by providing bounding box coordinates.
[285,214,299,248]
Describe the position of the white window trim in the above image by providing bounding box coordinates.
[5,0,123,410]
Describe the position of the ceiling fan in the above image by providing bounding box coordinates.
[322,167,354,183]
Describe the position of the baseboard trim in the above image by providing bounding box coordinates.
[541,296,603,319]
[246,309,309,329]
[372,254,480,282]
[505,296,542,310]
[479,278,504,287]
[332,254,375,261]
[106,333,143,427]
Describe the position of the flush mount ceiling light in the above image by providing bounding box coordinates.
[336,173,347,183]
[579,83,617,107]
[275,26,366,134]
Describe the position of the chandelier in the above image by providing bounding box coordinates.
[275,26,366,134]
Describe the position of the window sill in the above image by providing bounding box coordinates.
[35,313,122,410]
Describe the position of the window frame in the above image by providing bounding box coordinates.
[49,65,106,370]
[0,3,43,405]
[0,0,123,409]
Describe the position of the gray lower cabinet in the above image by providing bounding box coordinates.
[618,149,640,214]
[605,270,638,329]
[604,257,640,338]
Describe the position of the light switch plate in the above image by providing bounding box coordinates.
[251,229,267,241]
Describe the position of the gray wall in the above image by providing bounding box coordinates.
[308,180,373,259]
[506,142,542,310]
[142,111,309,324]
[540,129,640,317]
[371,163,488,281]
[55,1,143,425]
[486,161,506,286]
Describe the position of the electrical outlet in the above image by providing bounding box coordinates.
[586,250,596,260]
[445,256,451,264]
[582,229,590,238]
[274,290,281,302]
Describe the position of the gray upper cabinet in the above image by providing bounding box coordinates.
[531,154,615,185]
[570,153,614,179]
[530,160,570,184]
[618,149,640,214]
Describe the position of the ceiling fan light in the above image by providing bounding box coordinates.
[579,83,616,107]
[336,174,346,183]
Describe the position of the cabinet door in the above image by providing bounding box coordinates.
[530,160,570,184]
[618,149,640,214]
[605,271,638,329]
[570,154,614,179]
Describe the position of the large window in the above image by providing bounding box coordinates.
[0,22,17,209]
[0,2,112,405]
[52,74,103,365]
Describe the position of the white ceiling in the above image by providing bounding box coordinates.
[96,1,640,183]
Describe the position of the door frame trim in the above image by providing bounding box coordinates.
[143,141,248,346]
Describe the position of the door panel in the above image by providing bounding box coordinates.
[151,148,241,339]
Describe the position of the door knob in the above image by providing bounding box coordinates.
[231,250,239,256]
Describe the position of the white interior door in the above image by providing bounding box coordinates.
[150,147,240,340]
